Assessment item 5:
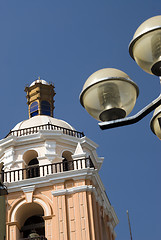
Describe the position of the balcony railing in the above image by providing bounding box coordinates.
[0,157,94,183]
[5,123,84,138]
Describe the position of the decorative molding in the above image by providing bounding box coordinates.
[24,192,33,203]
[21,185,36,203]
[45,154,58,162]
[73,142,86,158]
[6,221,21,230]
[4,147,15,169]
[11,199,26,222]
[107,222,113,233]
[0,135,16,148]
[21,185,35,193]
[15,143,43,152]
[45,141,57,161]
[33,197,51,216]
[6,168,96,192]
[72,153,87,160]
[52,185,95,196]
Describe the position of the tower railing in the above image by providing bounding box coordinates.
[0,157,94,183]
[5,123,84,138]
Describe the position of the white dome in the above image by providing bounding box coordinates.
[12,115,75,131]
[30,79,49,87]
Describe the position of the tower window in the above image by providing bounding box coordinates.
[62,151,74,171]
[62,158,69,171]
[41,101,51,116]
[27,158,40,178]
[30,101,38,117]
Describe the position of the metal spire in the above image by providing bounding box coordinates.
[127,210,133,240]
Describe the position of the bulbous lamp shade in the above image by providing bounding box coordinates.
[150,104,161,139]
[129,15,161,76]
[80,68,139,122]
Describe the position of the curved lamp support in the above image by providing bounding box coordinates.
[99,94,161,130]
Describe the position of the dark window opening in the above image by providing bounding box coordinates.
[41,101,51,116]
[30,102,38,118]
[62,158,74,171]
[31,111,38,117]
[62,151,74,172]
[86,158,94,168]
[63,158,68,171]
[27,158,40,178]
[21,215,45,239]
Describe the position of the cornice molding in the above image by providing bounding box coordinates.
[52,185,95,196]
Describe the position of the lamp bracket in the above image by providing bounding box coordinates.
[99,94,161,130]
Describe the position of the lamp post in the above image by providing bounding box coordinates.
[0,182,8,196]
[80,15,161,140]
[0,167,7,240]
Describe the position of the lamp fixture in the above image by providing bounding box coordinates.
[80,15,161,139]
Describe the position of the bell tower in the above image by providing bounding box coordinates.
[0,79,118,240]
[25,77,56,118]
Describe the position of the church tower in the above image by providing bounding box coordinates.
[0,78,118,240]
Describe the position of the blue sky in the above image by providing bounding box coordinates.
[0,1,161,239]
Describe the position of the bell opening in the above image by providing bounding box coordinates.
[151,61,161,76]
[99,108,126,122]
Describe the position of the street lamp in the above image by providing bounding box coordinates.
[150,105,161,139]
[80,15,161,139]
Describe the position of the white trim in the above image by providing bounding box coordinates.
[45,154,58,161]
[93,173,119,226]
[21,185,35,193]
[11,199,26,222]
[5,169,95,192]
[10,197,51,222]
[80,136,98,149]
[107,222,113,232]
[0,131,98,153]
[0,135,16,148]
[33,198,51,216]
[61,148,74,156]
[14,143,43,152]
[72,153,87,160]
[52,185,95,196]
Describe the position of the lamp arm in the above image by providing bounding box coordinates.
[99,94,161,130]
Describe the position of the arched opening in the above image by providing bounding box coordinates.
[15,202,46,239]
[30,101,38,117]
[62,151,74,171]
[23,150,38,165]
[23,150,39,179]
[27,158,40,178]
